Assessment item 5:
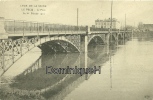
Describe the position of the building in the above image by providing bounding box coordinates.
[95,18,120,29]
[91,25,95,28]
[142,24,153,31]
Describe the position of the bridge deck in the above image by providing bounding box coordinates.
[8,31,86,37]
[7,30,130,37]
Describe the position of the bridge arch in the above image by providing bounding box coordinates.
[105,33,117,45]
[36,36,80,53]
[88,35,105,45]
[38,39,79,53]
[109,35,116,41]
[0,36,81,76]
[118,34,122,40]
[108,34,116,41]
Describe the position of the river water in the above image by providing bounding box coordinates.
[1,33,153,100]
[63,34,153,100]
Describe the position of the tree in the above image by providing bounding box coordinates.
[138,22,143,29]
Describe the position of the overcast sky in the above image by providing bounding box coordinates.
[0,0,153,27]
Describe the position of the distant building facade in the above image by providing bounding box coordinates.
[143,24,153,31]
[95,18,120,29]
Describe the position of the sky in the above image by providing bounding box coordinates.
[0,0,153,27]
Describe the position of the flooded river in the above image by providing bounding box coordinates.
[1,33,153,100]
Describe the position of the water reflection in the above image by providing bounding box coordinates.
[63,33,153,100]
[0,39,125,100]
[41,44,118,100]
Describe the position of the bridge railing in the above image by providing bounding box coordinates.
[90,27,120,32]
[4,19,87,34]
[90,27,109,31]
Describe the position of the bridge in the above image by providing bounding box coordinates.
[0,17,132,76]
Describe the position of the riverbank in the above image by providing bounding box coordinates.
[2,47,41,77]
[0,47,42,100]
[1,47,42,80]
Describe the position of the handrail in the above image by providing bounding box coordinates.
[4,19,87,34]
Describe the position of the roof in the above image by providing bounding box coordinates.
[95,18,118,22]
[143,24,153,29]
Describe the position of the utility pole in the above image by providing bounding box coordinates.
[125,14,126,31]
[110,0,113,90]
[124,14,126,40]
[77,8,79,31]
[110,0,113,45]
[123,14,126,44]
[110,1,113,32]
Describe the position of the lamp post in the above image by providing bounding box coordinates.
[77,8,79,31]
[110,0,113,45]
